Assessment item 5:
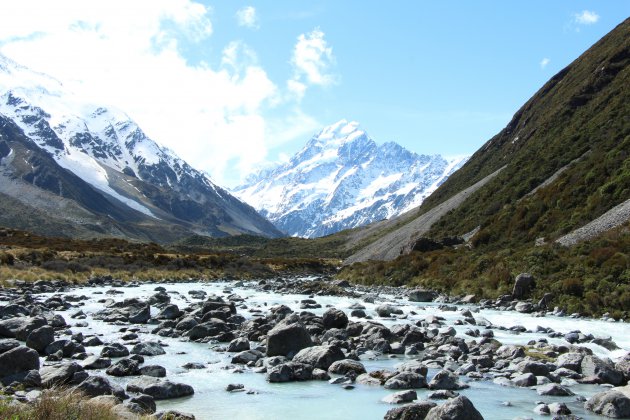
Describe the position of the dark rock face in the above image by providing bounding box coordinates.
[101,343,130,358]
[328,359,366,376]
[427,370,468,390]
[384,400,438,420]
[385,372,427,390]
[585,385,630,418]
[127,377,194,400]
[131,342,166,356]
[293,345,345,370]
[40,362,86,387]
[512,273,535,299]
[74,375,124,398]
[266,320,313,357]
[26,325,55,353]
[0,345,40,383]
[408,289,438,302]
[425,396,484,420]
[322,308,349,329]
[106,358,141,377]
[267,362,313,383]
[581,355,625,386]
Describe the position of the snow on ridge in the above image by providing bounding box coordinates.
[234,120,470,238]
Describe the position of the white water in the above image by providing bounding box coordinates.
[41,280,630,420]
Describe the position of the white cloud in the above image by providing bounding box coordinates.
[289,28,336,98]
[574,10,600,25]
[540,57,550,69]
[236,6,259,29]
[0,0,328,187]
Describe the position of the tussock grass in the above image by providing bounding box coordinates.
[0,388,124,420]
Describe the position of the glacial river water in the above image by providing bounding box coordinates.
[41,279,630,420]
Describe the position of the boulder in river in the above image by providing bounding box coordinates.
[266,318,313,357]
[382,390,417,404]
[40,362,86,387]
[428,370,468,390]
[425,395,484,420]
[322,308,348,329]
[127,377,194,400]
[408,289,437,302]
[132,341,166,356]
[0,345,40,384]
[25,325,55,353]
[384,372,427,390]
[384,400,437,420]
[585,385,630,418]
[74,375,125,399]
[328,359,366,376]
[293,345,345,370]
[581,355,625,386]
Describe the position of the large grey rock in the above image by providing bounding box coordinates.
[0,316,47,340]
[322,308,348,329]
[328,359,366,376]
[384,372,427,390]
[129,306,151,324]
[585,385,630,418]
[101,343,130,358]
[0,338,20,354]
[428,370,468,390]
[514,302,534,313]
[231,349,264,364]
[25,325,55,353]
[617,354,630,382]
[40,362,85,387]
[45,339,85,357]
[425,396,484,420]
[581,355,625,386]
[557,352,585,372]
[127,377,194,400]
[74,375,124,398]
[382,390,417,404]
[0,345,40,383]
[384,401,437,420]
[266,320,312,357]
[140,365,167,378]
[293,345,345,370]
[156,304,181,320]
[107,358,140,376]
[537,383,574,396]
[266,362,313,382]
[408,289,437,302]
[512,372,536,387]
[227,337,250,353]
[132,341,166,356]
[81,355,112,370]
[513,273,535,299]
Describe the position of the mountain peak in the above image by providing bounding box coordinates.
[313,119,366,147]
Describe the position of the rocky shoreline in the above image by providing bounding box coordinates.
[1,276,629,419]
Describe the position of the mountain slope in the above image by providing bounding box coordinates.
[0,54,281,242]
[345,17,630,263]
[234,120,466,238]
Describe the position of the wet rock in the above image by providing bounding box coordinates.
[556,352,585,372]
[127,377,194,400]
[101,343,130,358]
[132,341,166,356]
[226,383,244,392]
[40,362,85,387]
[425,396,484,420]
[128,394,157,414]
[376,305,401,317]
[231,349,264,364]
[512,373,537,387]
[616,353,630,382]
[516,361,550,377]
[129,306,151,324]
[548,402,571,415]
[581,355,625,386]
[293,345,345,370]
[107,358,140,376]
[536,383,574,396]
[227,337,250,352]
[0,345,40,384]
[322,308,348,329]
[328,359,366,376]
[25,325,54,353]
[408,289,437,302]
[266,318,313,357]
[0,338,20,354]
[427,390,459,400]
[514,302,534,313]
[382,390,417,404]
[267,362,313,382]
[513,273,535,299]
[428,370,468,390]
[154,410,195,419]
[81,355,112,370]
[384,372,427,390]
[0,316,47,340]
[74,375,125,398]
[140,365,167,378]
[585,385,630,418]
[384,400,437,420]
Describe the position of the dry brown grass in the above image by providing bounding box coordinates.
[0,388,130,420]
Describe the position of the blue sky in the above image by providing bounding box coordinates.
[0,1,628,187]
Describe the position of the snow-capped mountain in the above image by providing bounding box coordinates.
[0,53,280,242]
[233,120,468,238]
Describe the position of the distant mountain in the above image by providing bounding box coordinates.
[234,120,467,238]
[0,54,281,242]
[344,17,630,264]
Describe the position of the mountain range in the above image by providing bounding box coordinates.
[234,120,467,238]
[0,53,281,243]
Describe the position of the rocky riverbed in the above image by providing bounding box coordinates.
[1,276,630,419]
